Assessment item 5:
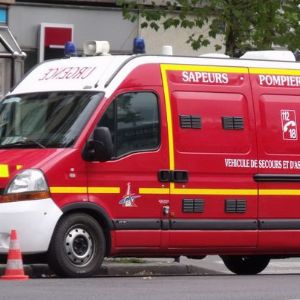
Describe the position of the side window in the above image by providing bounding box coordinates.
[98,92,160,158]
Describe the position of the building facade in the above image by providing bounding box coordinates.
[8,0,224,73]
[10,1,138,72]
[0,0,26,97]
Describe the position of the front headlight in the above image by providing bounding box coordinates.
[6,169,49,194]
[3,169,50,202]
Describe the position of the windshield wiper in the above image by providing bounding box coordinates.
[0,139,46,149]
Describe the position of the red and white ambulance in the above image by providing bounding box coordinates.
[0,41,300,277]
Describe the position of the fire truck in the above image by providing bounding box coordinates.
[0,40,299,277]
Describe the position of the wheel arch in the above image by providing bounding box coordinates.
[59,202,113,256]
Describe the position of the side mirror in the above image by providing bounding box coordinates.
[94,127,113,162]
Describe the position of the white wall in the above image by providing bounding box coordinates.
[8,4,138,52]
[8,3,224,56]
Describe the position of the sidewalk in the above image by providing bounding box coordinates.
[0,257,226,278]
[98,257,224,277]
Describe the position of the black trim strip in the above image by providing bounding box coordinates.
[113,219,161,230]
[112,218,300,231]
[161,220,170,230]
[259,219,300,230]
[170,219,257,230]
[254,174,300,182]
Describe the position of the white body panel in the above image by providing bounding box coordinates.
[0,199,62,253]
[12,56,130,95]
[11,53,300,100]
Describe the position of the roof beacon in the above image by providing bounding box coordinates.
[241,50,296,62]
[64,41,76,57]
[199,53,230,58]
[133,37,145,54]
[83,41,110,56]
[162,45,173,55]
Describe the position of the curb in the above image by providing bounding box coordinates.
[98,262,221,277]
[0,262,221,278]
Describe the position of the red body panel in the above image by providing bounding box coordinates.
[103,63,300,255]
[165,68,258,248]
[87,65,170,251]
[4,60,300,258]
[250,72,300,250]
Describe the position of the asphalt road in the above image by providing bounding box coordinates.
[1,256,300,300]
[180,255,300,275]
[1,275,300,300]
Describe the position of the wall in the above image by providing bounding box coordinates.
[8,2,225,70]
[139,14,225,56]
[8,3,138,52]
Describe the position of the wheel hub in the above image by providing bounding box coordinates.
[65,227,94,266]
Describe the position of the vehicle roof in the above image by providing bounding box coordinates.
[10,53,300,98]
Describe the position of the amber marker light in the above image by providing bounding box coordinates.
[1,191,51,203]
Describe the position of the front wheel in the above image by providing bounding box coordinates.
[48,213,106,277]
[221,255,270,275]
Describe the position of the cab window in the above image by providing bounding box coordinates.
[98,92,159,158]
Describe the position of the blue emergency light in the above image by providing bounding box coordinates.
[64,41,76,57]
[133,37,145,54]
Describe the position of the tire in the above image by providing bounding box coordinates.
[48,213,106,277]
[221,255,270,275]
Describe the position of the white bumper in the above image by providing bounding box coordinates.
[0,198,62,254]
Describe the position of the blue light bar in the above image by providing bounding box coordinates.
[64,41,76,57]
[133,37,145,54]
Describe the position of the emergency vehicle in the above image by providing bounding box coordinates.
[0,40,300,277]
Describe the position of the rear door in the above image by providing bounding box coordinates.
[250,68,300,251]
[161,64,259,250]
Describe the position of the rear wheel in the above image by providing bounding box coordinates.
[221,255,270,275]
[48,213,105,277]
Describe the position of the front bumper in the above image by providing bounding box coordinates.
[0,198,62,254]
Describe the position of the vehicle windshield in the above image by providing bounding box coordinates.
[0,91,103,148]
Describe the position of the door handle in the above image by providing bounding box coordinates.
[173,170,189,183]
[158,170,189,183]
[158,170,172,182]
